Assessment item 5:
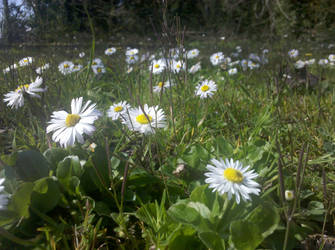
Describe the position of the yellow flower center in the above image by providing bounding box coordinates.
[16,84,29,92]
[192,51,196,54]
[305,53,312,57]
[97,67,102,73]
[158,82,164,88]
[130,56,134,60]
[215,55,219,59]
[64,64,69,68]
[24,59,28,63]
[65,114,81,127]
[201,85,209,92]
[136,114,152,124]
[114,106,123,112]
[92,62,97,65]
[223,168,244,183]
[154,64,160,69]
[176,64,181,68]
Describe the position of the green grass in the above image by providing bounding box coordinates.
[0,36,334,249]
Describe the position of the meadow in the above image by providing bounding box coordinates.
[0,34,335,249]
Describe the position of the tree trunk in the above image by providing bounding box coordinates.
[2,0,10,43]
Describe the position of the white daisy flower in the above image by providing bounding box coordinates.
[4,77,46,109]
[72,64,83,72]
[195,79,217,99]
[46,97,101,148]
[220,36,225,40]
[249,53,261,63]
[3,64,18,74]
[169,48,183,59]
[107,101,131,121]
[153,80,174,93]
[58,61,74,75]
[204,158,261,204]
[285,190,294,201]
[186,49,200,59]
[171,60,185,73]
[318,59,328,65]
[123,104,166,134]
[36,63,50,75]
[189,62,201,74]
[294,60,305,69]
[288,49,299,58]
[150,59,166,74]
[328,54,335,62]
[79,52,85,58]
[92,65,106,74]
[241,59,248,71]
[305,59,315,65]
[126,55,139,64]
[105,47,116,56]
[125,48,139,56]
[228,68,238,75]
[91,58,103,66]
[210,52,224,66]
[19,57,33,67]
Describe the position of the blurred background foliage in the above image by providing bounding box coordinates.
[0,0,335,43]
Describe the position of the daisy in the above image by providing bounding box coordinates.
[153,80,173,93]
[285,190,294,201]
[36,63,50,75]
[92,65,106,74]
[210,52,224,66]
[150,59,166,74]
[204,158,261,204]
[235,46,242,53]
[4,77,46,109]
[123,104,166,134]
[126,55,139,64]
[79,52,85,58]
[305,59,315,65]
[172,60,185,73]
[105,47,116,56]
[107,101,131,121]
[19,57,33,67]
[195,79,217,99]
[125,48,139,56]
[46,97,101,148]
[294,60,305,69]
[288,49,299,58]
[189,62,201,74]
[241,59,248,71]
[328,54,335,62]
[186,49,200,59]
[58,61,74,75]
[228,68,238,75]
[249,53,261,63]
[91,58,103,66]
[72,64,83,72]
[318,59,328,65]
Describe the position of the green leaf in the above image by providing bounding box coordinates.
[56,155,83,179]
[43,148,68,171]
[199,231,225,250]
[14,150,49,181]
[214,136,233,157]
[8,182,34,218]
[182,144,210,170]
[230,220,263,250]
[31,177,60,213]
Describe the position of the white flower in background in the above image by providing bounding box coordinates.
[328,54,335,62]
[153,80,174,93]
[249,53,261,63]
[126,55,139,64]
[125,48,139,56]
[223,57,232,64]
[123,104,166,134]
[282,74,292,79]
[189,62,201,74]
[127,66,133,74]
[241,59,248,71]
[220,36,225,40]
[72,64,83,72]
[186,49,200,59]
[288,49,299,58]
[204,158,261,204]
[195,79,217,99]
[36,63,50,75]
[248,60,260,70]
[236,46,242,53]
[318,59,328,65]
[172,60,185,73]
[263,49,269,54]
[150,59,166,74]
[107,101,131,121]
[92,65,106,74]
[285,190,294,201]
[79,52,85,58]
[169,48,184,59]
[58,61,74,75]
[3,64,17,74]
[304,59,315,65]
[91,58,103,66]
[228,68,238,75]
[4,77,45,109]
[19,57,33,67]
[294,60,305,69]
[210,52,224,66]
[0,178,8,210]
[105,47,116,56]
[46,97,101,148]
[229,60,240,67]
